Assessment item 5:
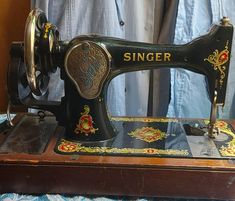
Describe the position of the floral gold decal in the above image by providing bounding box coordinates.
[216,121,235,157]
[204,120,235,157]
[57,139,189,156]
[128,127,166,143]
[58,140,78,153]
[74,105,98,135]
[43,23,52,39]
[204,41,229,88]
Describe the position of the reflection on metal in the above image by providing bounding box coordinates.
[208,90,219,138]
[24,9,47,95]
[7,101,14,127]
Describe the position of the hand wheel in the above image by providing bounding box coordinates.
[24,9,59,96]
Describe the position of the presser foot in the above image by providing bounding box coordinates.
[183,124,220,138]
[207,125,220,138]
[189,89,223,139]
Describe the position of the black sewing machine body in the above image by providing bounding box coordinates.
[3,9,235,199]
[6,9,234,145]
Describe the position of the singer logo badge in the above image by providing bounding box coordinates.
[65,41,111,99]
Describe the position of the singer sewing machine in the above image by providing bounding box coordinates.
[1,9,235,199]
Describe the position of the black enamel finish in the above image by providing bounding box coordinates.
[7,21,234,142]
[69,23,233,105]
[55,117,235,159]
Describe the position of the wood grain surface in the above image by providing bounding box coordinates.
[0,115,235,199]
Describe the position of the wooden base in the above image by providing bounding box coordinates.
[0,115,235,199]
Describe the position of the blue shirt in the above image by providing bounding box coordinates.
[31,0,235,119]
[31,0,156,116]
[167,0,235,119]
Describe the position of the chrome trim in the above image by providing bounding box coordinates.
[7,101,14,127]
[24,9,47,95]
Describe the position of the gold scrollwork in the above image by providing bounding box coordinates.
[218,123,235,157]
[204,41,229,88]
[74,105,98,135]
[43,23,52,39]
[57,139,189,156]
[204,120,235,157]
[128,127,166,143]
[110,117,178,123]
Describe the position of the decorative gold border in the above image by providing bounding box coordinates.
[57,139,189,156]
[110,117,178,123]
[58,118,235,157]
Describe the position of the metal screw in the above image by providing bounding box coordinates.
[81,42,90,52]
[38,110,45,121]
[221,17,230,26]
[184,57,189,62]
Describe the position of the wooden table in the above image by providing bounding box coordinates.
[0,114,235,199]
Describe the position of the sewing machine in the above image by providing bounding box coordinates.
[1,9,235,199]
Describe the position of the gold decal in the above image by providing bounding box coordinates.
[204,120,235,157]
[128,127,166,143]
[74,105,98,135]
[204,41,229,88]
[164,53,171,61]
[44,23,52,39]
[133,53,136,61]
[123,52,171,62]
[146,53,154,61]
[123,53,131,61]
[137,53,145,61]
[58,139,189,156]
[155,53,162,61]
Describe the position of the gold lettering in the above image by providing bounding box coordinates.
[146,53,154,61]
[164,53,171,61]
[133,53,136,61]
[123,52,172,62]
[124,53,131,61]
[137,53,145,61]
[155,53,162,61]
